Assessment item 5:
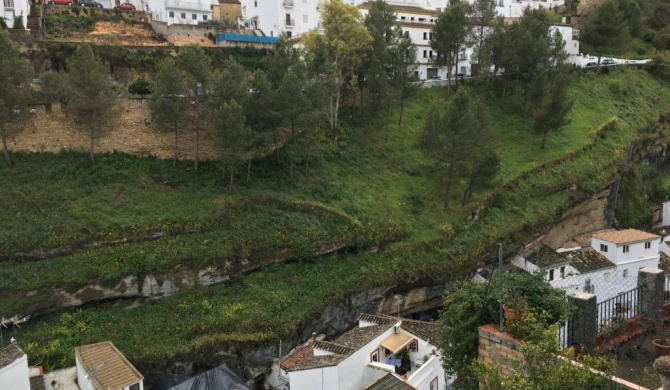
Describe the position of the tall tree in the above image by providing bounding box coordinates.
[532,71,574,149]
[150,59,189,167]
[0,28,32,165]
[469,0,496,77]
[580,0,629,65]
[175,46,213,171]
[431,0,472,94]
[65,45,119,165]
[303,0,372,132]
[421,88,493,209]
[388,27,417,128]
[210,99,253,190]
[278,72,310,182]
[244,70,277,181]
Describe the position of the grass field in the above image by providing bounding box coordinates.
[6,68,670,372]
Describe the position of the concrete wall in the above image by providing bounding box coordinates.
[289,366,338,390]
[216,1,240,24]
[0,352,30,390]
[150,19,219,35]
[75,355,95,390]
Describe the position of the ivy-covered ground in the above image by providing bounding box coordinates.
[4,68,669,373]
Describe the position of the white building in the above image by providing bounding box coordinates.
[147,0,216,25]
[3,0,30,30]
[239,0,325,38]
[267,313,449,390]
[75,341,144,390]
[0,344,30,390]
[512,229,661,304]
[550,24,580,64]
[652,200,670,229]
[493,0,564,19]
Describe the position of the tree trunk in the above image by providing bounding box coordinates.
[444,165,454,210]
[397,94,406,126]
[289,154,294,183]
[1,127,12,166]
[246,158,251,183]
[317,124,322,164]
[195,106,199,171]
[273,129,281,165]
[541,129,548,150]
[89,127,96,165]
[229,170,234,191]
[173,125,179,167]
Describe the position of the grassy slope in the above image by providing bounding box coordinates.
[9,69,670,371]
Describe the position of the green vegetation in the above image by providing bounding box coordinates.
[6,68,669,373]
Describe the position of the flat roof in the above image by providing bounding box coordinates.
[75,341,142,390]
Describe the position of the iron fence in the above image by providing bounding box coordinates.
[596,286,643,332]
[557,317,574,350]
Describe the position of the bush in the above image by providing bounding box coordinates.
[12,15,24,30]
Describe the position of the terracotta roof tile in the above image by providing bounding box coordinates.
[364,373,417,390]
[75,341,142,390]
[358,313,440,346]
[280,343,314,371]
[314,341,353,355]
[526,245,571,268]
[592,229,659,244]
[0,344,25,370]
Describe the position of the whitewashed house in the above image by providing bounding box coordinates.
[3,0,30,30]
[239,0,325,38]
[267,313,448,390]
[652,200,670,229]
[147,0,216,25]
[0,344,30,390]
[75,341,143,390]
[512,229,661,304]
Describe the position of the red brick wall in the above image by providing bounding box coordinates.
[478,324,524,377]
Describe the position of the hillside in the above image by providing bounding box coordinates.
[5,68,670,375]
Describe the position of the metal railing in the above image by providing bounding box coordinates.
[596,286,643,332]
[557,317,574,350]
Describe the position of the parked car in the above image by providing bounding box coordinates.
[584,62,598,67]
[80,0,104,7]
[48,0,73,5]
[115,2,136,10]
[602,59,617,65]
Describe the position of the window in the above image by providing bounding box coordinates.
[623,245,630,253]
[286,31,292,38]
[430,377,438,390]
[623,269,629,278]
[560,266,565,278]
[254,0,257,6]
[419,17,425,21]
[400,16,406,20]
[370,349,379,363]
[645,241,651,249]
[303,14,308,23]
[411,17,414,21]
[584,279,594,293]
[4,0,14,7]
[429,50,433,58]
[409,339,418,352]
[180,12,186,18]
[202,15,207,20]
[423,50,427,58]
[600,244,608,252]
[423,32,427,40]
[169,11,174,17]
[548,269,554,281]
[429,32,433,40]
[210,4,213,10]
[192,14,197,19]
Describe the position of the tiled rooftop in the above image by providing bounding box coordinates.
[526,245,571,268]
[75,341,142,390]
[0,344,25,370]
[592,229,659,244]
[282,314,439,372]
[364,372,417,390]
[30,375,46,390]
[563,247,616,273]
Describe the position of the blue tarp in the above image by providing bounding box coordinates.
[216,33,279,45]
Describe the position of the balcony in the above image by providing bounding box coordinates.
[165,0,210,12]
[284,18,294,27]
[283,0,293,7]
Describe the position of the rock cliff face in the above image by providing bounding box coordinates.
[542,180,619,249]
